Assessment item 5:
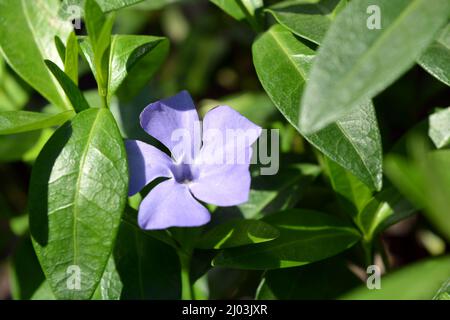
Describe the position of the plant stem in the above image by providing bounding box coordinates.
[178,249,194,300]
[362,240,374,267]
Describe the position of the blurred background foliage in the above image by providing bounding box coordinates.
[0,0,449,299]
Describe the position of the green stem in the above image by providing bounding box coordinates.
[178,249,194,300]
[362,240,374,267]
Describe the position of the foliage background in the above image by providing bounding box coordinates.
[0,0,449,300]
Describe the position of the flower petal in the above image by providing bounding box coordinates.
[138,179,210,230]
[139,90,201,162]
[189,162,251,206]
[197,105,262,166]
[125,140,173,196]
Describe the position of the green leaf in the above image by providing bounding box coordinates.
[29,108,128,299]
[385,141,450,242]
[240,164,321,219]
[196,219,279,249]
[0,0,72,110]
[54,36,66,63]
[240,0,263,16]
[256,257,360,299]
[324,156,373,219]
[94,15,115,102]
[65,32,79,85]
[80,35,168,105]
[108,35,169,103]
[22,128,55,163]
[267,0,347,45]
[83,0,114,104]
[213,164,320,220]
[64,0,145,14]
[429,107,450,149]
[433,279,450,300]
[239,0,264,30]
[299,0,450,133]
[210,0,246,20]
[418,24,450,87]
[0,58,29,111]
[0,132,42,162]
[91,255,123,300]
[84,0,106,45]
[357,187,415,241]
[253,25,383,190]
[341,256,450,299]
[113,221,181,299]
[0,110,73,135]
[31,281,56,300]
[122,206,178,249]
[32,257,122,300]
[44,60,90,113]
[213,209,360,270]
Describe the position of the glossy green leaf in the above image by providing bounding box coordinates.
[433,279,450,300]
[32,257,122,300]
[0,111,73,135]
[91,255,123,300]
[385,142,450,242]
[84,0,106,45]
[0,0,72,110]
[429,107,450,149]
[64,32,79,85]
[326,154,415,240]
[341,256,450,299]
[267,0,347,45]
[213,209,360,270]
[44,60,90,113]
[357,187,415,241]
[256,257,360,299]
[253,25,383,190]
[94,15,115,102]
[299,0,450,133]
[54,36,66,63]
[31,281,56,300]
[108,35,169,103]
[196,219,279,249]
[418,24,450,87]
[324,156,372,219]
[80,35,169,104]
[29,108,128,299]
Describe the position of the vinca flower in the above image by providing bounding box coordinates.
[126,91,261,230]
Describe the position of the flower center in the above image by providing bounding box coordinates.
[171,163,198,184]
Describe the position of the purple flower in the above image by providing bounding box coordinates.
[126,91,262,230]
